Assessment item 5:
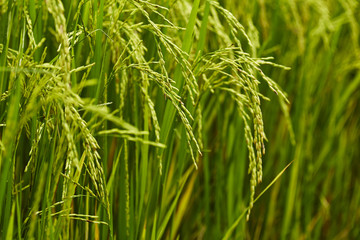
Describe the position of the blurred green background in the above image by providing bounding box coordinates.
[237,0,360,239]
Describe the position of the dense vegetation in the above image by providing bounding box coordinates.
[0,0,359,239]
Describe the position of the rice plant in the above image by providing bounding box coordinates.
[0,0,359,239]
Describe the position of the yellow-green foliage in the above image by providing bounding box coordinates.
[0,0,359,239]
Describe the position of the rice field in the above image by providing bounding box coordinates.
[0,0,359,239]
